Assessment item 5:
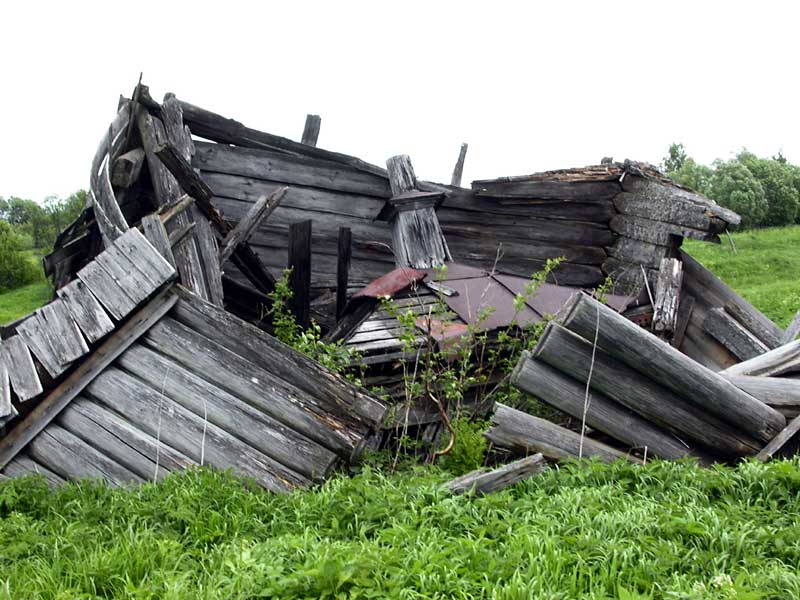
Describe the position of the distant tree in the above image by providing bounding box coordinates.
[0,191,86,250]
[662,143,688,173]
[736,150,799,226]
[667,158,714,196]
[0,220,39,291]
[709,159,768,228]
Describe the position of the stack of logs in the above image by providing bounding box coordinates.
[486,292,800,464]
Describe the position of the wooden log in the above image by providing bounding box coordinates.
[671,294,695,349]
[386,155,418,196]
[783,310,800,344]
[301,114,321,146]
[703,307,769,361]
[0,335,42,401]
[0,357,14,420]
[288,220,313,329]
[111,148,145,189]
[446,453,547,495]
[168,222,196,248]
[607,237,674,269]
[486,403,633,463]
[337,227,352,320]
[610,215,720,245]
[154,142,215,209]
[56,278,115,344]
[755,415,800,461]
[531,324,760,456]
[558,292,786,442]
[2,454,64,487]
[602,257,658,297]
[652,258,683,334]
[620,176,741,227]
[473,179,620,200]
[681,251,783,346]
[725,375,800,414]
[219,188,287,264]
[511,351,706,459]
[0,289,178,469]
[721,340,800,377]
[450,143,468,187]
[118,344,337,481]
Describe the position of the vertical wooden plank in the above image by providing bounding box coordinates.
[301,114,321,146]
[671,294,695,350]
[0,356,15,420]
[16,311,67,378]
[336,227,352,320]
[450,143,468,187]
[113,228,176,285]
[77,259,138,319]
[57,278,115,343]
[783,310,800,344]
[37,300,90,365]
[141,213,176,268]
[288,220,312,329]
[0,335,43,401]
[194,217,225,306]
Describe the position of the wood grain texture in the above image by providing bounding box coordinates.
[782,310,800,345]
[288,220,313,328]
[220,188,286,264]
[301,114,321,147]
[652,258,683,334]
[446,453,546,495]
[756,415,800,461]
[57,278,115,343]
[141,214,176,268]
[559,293,786,442]
[704,307,770,361]
[721,340,800,378]
[608,237,674,269]
[2,453,64,486]
[337,227,352,320]
[0,335,42,401]
[77,258,138,320]
[611,215,719,245]
[0,357,14,419]
[725,375,800,412]
[193,217,225,306]
[450,143,468,188]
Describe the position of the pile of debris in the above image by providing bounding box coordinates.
[1,79,798,491]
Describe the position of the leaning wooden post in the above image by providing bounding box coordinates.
[450,143,468,187]
[288,220,312,329]
[381,155,451,269]
[301,114,321,147]
[652,257,683,335]
[336,227,352,320]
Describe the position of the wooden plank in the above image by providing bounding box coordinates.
[2,454,64,486]
[611,215,720,245]
[95,246,153,304]
[721,340,800,378]
[141,214,176,268]
[168,222,196,248]
[111,148,145,189]
[512,351,711,460]
[473,180,620,200]
[29,424,142,486]
[450,143,468,188]
[118,343,337,481]
[446,453,546,495]
[722,302,782,350]
[193,218,225,306]
[0,335,42,401]
[652,258,683,334]
[0,289,178,469]
[77,258,137,320]
[725,375,800,411]
[755,415,800,461]
[57,278,115,343]
[336,227,352,320]
[288,220,313,329]
[193,141,390,198]
[301,114,321,147]
[16,309,70,378]
[703,307,770,361]
[486,403,633,463]
[783,310,800,344]
[558,292,786,443]
[171,287,386,429]
[608,237,673,269]
[531,324,760,457]
[0,357,14,419]
[671,294,695,349]
[87,366,303,491]
[114,228,177,286]
[219,188,287,264]
[37,300,90,365]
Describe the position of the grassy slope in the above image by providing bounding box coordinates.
[683,225,800,328]
[0,281,51,325]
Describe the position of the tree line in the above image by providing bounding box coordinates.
[662,144,800,228]
[0,191,85,292]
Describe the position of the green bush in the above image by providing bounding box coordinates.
[738,151,800,226]
[0,221,39,292]
[709,159,769,228]
[437,417,488,475]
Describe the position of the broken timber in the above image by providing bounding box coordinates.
[445,453,546,495]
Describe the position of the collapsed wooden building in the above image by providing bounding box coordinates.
[1,80,799,488]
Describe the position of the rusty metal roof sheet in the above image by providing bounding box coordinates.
[442,276,540,332]
[353,267,426,299]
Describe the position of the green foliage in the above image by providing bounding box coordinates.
[737,150,800,226]
[0,221,40,292]
[0,280,51,325]
[0,191,84,251]
[267,269,359,377]
[668,157,714,196]
[437,417,488,475]
[709,159,768,228]
[661,142,688,174]
[2,459,800,598]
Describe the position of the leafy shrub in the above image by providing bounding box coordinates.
[709,159,769,228]
[738,151,800,226]
[437,417,488,475]
[0,221,40,292]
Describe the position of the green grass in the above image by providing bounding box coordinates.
[0,280,51,325]
[2,460,799,599]
[683,225,800,328]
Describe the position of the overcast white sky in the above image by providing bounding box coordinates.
[2,1,799,202]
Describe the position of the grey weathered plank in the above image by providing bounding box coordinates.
[0,290,178,470]
[89,104,130,244]
[703,307,770,361]
[96,243,157,304]
[652,258,683,334]
[446,453,546,495]
[29,423,142,486]
[530,325,760,457]
[142,316,365,457]
[288,220,313,328]
[486,403,632,463]
[559,292,786,442]
[722,302,782,350]
[57,278,115,343]
[783,310,800,345]
[111,147,146,188]
[610,215,720,245]
[301,114,321,147]
[193,217,225,306]
[113,228,177,286]
[755,415,800,462]
[721,340,800,378]
[220,188,286,264]
[450,143,468,188]
[118,343,338,481]
[0,335,43,401]
[2,453,65,486]
[0,357,14,419]
[16,307,71,378]
[473,179,620,200]
[171,287,386,429]
[38,300,90,365]
[725,375,800,414]
[671,294,695,349]
[602,257,658,297]
[77,258,138,320]
[511,351,708,460]
[141,214,176,268]
[87,367,303,491]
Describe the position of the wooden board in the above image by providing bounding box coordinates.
[77,258,138,320]
[0,335,42,401]
[57,278,115,343]
[703,307,770,361]
[446,454,547,495]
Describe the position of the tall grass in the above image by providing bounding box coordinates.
[2,459,799,598]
